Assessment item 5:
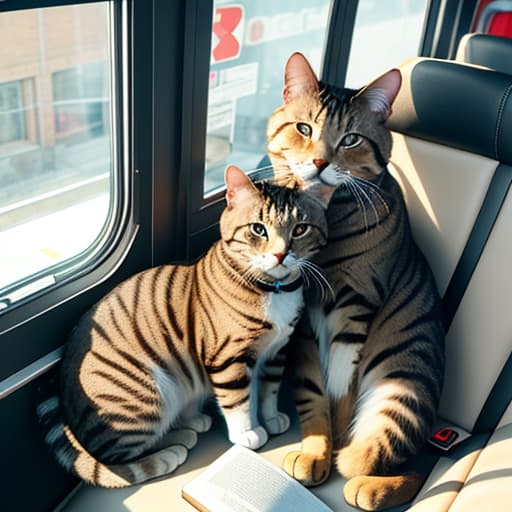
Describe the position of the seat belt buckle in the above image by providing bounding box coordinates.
[429,427,459,450]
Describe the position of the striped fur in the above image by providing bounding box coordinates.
[268,54,445,511]
[38,166,334,488]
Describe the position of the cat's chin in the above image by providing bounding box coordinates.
[263,267,291,281]
[298,168,319,181]
[262,266,300,282]
[319,164,346,186]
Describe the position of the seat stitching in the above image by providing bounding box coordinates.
[494,84,512,160]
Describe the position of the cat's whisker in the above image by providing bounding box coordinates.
[351,175,390,214]
[248,164,275,175]
[300,259,335,302]
[271,167,294,177]
[242,268,262,288]
[350,179,381,225]
[298,265,312,290]
[333,167,380,230]
[345,180,369,234]
[300,264,323,299]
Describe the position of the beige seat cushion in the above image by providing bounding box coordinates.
[449,423,512,512]
[56,414,359,512]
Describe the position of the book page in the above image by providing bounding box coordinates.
[182,445,333,512]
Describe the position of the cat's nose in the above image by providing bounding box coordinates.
[313,159,329,171]
[273,253,286,264]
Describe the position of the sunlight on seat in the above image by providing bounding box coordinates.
[389,133,497,295]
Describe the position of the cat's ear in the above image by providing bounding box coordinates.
[283,52,319,103]
[225,165,258,209]
[356,68,402,119]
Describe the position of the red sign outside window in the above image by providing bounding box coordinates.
[212,5,244,63]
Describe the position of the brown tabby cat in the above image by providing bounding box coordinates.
[267,53,445,511]
[37,165,335,488]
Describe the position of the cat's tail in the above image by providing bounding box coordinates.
[37,396,195,488]
[343,472,423,511]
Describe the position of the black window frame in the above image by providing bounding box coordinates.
[0,0,188,509]
[0,0,145,382]
[0,0,192,392]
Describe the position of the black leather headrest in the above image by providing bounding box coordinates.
[388,58,512,165]
[456,33,512,75]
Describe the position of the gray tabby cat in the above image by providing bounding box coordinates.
[267,53,445,511]
[38,165,335,488]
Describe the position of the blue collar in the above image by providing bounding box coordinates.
[253,276,302,294]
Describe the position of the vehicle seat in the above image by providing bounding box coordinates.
[387,56,512,511]
[455,32,512,74]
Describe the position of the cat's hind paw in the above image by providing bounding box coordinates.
[282,450,331,487]
[230,425,268,450]
[262,412,290,435]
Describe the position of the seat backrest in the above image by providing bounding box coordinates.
[474,0,512,37]
[456,32,512,74]
[387,57,512,432]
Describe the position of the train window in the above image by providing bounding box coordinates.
[0,2,118,309]
[203,0,333,196]
[345,0,429,87]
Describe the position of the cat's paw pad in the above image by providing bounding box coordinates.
[262,412,290,435]
[343,474,422,511]
[230,426,268,450]
[282,450,331,486]
[183,413,213,433]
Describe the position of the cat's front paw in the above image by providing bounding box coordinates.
[282,450,331,486]
[262,412,290,435]
[182,413,213,433]
[230,425,268,450]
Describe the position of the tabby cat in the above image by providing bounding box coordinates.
[37,165,335,488]
[267,53,445,511]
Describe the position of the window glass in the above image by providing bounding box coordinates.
[0,3,114,302]
[345,0,429,88]
[0,80,26,144]
[204,0,332,196]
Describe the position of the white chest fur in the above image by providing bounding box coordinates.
[308,306,360,399]
[259,288,303,361]
[248,288,304,422]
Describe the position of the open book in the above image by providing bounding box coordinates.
[182,444,334,512]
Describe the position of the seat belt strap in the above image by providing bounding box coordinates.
[473,351,512,434]
[443,164,512,330]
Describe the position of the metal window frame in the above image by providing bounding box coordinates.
[0,1,192,509]
[0,0,147,383]
[0,1,132,314]
[0,0,192,396]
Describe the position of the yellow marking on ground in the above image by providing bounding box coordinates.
[40,247,61,259]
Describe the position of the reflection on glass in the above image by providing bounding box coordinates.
[345,0,429,87]
[204,1,332,195]
[0,3,113,292]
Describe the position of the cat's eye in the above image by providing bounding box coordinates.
[296,122,312,138]
[250,223,268,238]
[340,133,363,149]
[292,223,310,238]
